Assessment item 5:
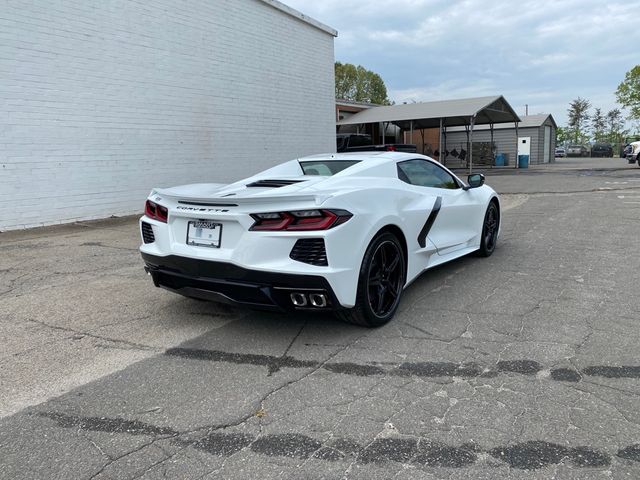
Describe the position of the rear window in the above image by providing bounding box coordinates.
[300,160,360,176]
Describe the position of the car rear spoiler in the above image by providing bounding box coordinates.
[153,188,328,206]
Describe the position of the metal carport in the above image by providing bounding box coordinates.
[336,95,521,172]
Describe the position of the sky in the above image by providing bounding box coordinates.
[285,0,640,127]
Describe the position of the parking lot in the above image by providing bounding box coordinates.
[1,157,640,479]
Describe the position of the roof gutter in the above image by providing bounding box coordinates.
[259,0,338,37]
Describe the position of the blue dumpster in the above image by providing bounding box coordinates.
[495,153,506,166]
[518,155,529,169]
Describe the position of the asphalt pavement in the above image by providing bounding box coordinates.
[1,156,640,479]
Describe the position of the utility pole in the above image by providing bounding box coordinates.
[525,104,529,116]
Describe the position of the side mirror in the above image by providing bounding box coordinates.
[464,173,485,190]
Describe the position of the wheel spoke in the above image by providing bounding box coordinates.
[387,281,400,298]
[376,287,386,313]
[387,253,400,273]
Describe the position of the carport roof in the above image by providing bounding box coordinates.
[446,113,557,131]
[336,95,521,129]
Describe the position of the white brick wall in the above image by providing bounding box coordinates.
[0,0,336,230]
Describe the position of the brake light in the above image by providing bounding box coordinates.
[250,209,352,231]
[145,200,168,223]
[386,145,396,151]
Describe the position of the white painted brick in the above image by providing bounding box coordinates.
[0,0,336,231]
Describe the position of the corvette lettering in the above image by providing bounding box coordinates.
[176,206,230,213]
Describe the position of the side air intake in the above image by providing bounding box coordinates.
[141,222,155,244]
[290,238,328,266]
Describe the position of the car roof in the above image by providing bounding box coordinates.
[299,152,423,162]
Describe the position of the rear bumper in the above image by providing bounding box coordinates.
[141,252,340,312]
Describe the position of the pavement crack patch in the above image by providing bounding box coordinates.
[165,347,318,372]
[37,411,178,436]
[490,440,611,469]
[582,366,640,379]
[250,433,322,459]
[37,410,627,470]
[617,444,640,463]
[163,347,640,384]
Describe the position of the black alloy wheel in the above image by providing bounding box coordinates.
[366,240,404,319]
[337,232,406,327]
[478,202,499,257]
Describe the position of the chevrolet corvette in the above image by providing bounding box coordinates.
[140,152,500,327]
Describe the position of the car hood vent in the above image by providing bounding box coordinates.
[246,179,304,188]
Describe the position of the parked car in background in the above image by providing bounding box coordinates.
[622,144,631,158]
[566,145,589,157]
[336,133,417,153]
[337,133,371,151]
[626,141,640,166]
[555,147,566,157]
[590,143,613,157]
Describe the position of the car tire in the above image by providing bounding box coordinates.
[336,232,406,328]
[477,202,500,257]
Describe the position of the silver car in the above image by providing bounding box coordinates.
[566,145,589,157]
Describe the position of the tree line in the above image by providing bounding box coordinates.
[335,62,391,105]
[560,65,640,146]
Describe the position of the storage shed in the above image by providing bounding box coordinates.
[445,114,557,166]
[0,0,337,230]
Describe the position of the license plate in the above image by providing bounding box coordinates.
[187,221,222,248]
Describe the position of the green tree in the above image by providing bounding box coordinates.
[335,62,391,105]
[606,108,626,145]
[615,65,640,120]
[556,126,569,145]
[567,97,591,143]
[591,108,606,142]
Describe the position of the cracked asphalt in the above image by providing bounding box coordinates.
[1,157,640,479]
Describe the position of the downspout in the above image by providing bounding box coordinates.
[439,117,443,163]
[469,115,476,174]
[515,121,519,168]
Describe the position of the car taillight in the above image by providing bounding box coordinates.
[250,209,352,231]
[145,200,168,223]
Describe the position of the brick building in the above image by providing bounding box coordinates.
[1,0,336,230]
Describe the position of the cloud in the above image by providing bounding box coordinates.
[285,0,640,126]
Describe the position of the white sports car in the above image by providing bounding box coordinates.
[140,152,500,327]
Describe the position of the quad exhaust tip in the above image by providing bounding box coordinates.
[289,292,328,308]
[290,293,308,307]
[309,293,327,308]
